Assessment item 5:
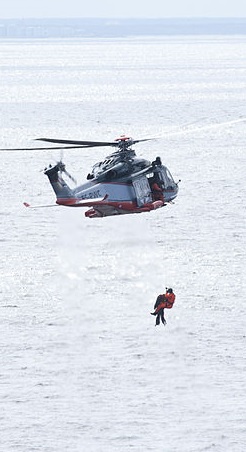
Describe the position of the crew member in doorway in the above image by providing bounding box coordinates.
[151,181,164,202]
[151,288,176,326]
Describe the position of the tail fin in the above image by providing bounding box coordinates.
[44,163,74,200]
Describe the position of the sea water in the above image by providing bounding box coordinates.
[0,35,246,451]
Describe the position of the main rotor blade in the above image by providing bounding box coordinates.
[0,137,155,151]
[36,137,155,146]
[36,138,117,147]
[0,145,95,151]
[132,138,153,144]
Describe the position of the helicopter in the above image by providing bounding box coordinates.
[10,135,180,218]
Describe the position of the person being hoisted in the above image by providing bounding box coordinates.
[151,288,176,326]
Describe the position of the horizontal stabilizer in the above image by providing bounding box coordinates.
[23,202,58,209]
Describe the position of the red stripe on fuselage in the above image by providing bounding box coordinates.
[56,198,164,212]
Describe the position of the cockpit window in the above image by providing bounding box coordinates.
[165,168,174,182]
[156,167,175,188]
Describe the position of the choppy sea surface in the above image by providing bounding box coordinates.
[0,35,246,451]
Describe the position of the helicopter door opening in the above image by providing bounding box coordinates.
[133,177,152,207]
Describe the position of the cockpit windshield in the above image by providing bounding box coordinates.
[165,168,174,183]
[157,167,175,188]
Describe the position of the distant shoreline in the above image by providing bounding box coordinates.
[0,18,246,38]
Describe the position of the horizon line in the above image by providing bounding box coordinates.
[1,16,246,20]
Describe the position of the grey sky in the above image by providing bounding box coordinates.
[1,0,246,19]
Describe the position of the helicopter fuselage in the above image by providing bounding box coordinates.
[44,153,179,218]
